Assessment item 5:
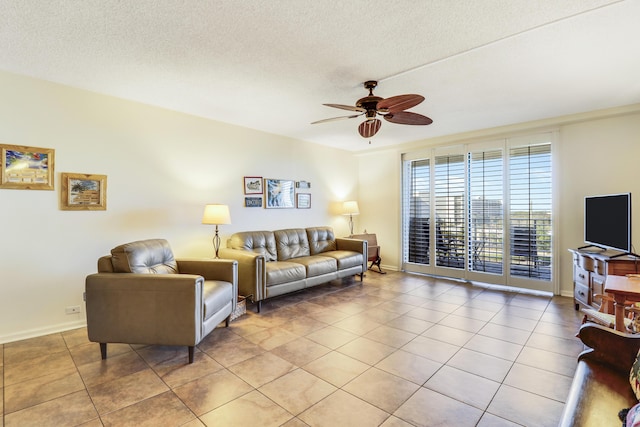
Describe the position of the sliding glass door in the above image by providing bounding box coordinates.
[402,133,554,293]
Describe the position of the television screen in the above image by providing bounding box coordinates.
[584,193,631,253]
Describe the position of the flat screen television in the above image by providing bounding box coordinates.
[584,193,631,253]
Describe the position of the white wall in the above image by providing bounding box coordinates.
[357,106,640,298]
[0,71,359,342]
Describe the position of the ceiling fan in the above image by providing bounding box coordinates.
[311,80,433,138]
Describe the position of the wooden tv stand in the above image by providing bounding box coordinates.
[570,248,640,311]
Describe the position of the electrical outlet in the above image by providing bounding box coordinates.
[65,305,81,315]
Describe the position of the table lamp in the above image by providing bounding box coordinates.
[342,200,359,235]
[202,204,231,258]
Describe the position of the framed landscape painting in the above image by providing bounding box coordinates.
[244,176,263,194]
[0,144,54,190]
[265,178,295,208]
[60,173,107,210]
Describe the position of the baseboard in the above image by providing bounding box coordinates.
[0,319,87,344]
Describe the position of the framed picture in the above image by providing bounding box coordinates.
[0,144,55,190]
[297,193,311,209]
[60,173,107,210]
[296,180,311,189]
[265,178,295,208]
[244,176,263,194]
[245,196,262,208]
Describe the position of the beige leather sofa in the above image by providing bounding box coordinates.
[85,239,238,364]
[219,226,366,312]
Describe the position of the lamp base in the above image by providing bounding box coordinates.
[213,226,221,259]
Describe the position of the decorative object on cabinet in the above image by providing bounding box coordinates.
[202,204,231,258]
[60,173,107,210]
[0,144,54,190]
[265,178,295,208]
[296,193,311,209]
[342,200,359,235]
[245,197,262,208]
[243,176,263,194]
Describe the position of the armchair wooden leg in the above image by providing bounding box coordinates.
[100,343,107,360]
[225,315,230,327]
[188,346,194,364]
[256,300,262,313]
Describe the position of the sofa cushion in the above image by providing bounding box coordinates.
[110,239,178,274]
[266,261,306,286]
[307,226,337,255]
[291,255,337,277]
[202,280,232,321]
[322,250,363,270]
[274,228,310,261]
[228,231,278,262]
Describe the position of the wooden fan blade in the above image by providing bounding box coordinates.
[377,94,424,113]
[358,119,382,138]
[323,103,365,113]
[311,113,363,124]
[384,111,433,125]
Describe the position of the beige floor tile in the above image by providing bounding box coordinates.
[364,325,417,348]
[305,325,359,349]
[375,349,441,385]
[3,334,68,365]
[486,384,565,427]
[303,351,369,387]
[420,324,475,346]
[61,327,91,348]
[100,391,196,426]
[172,369,253,416]
[280,417,311,427]
[333,315,382,335]
[446,348,513,382]
[394,387,483,427]
[405,306,449,323]
[4,349,77,386]
[4,367,85,413]
[476,412,522,426]
[463,335,523,361]
[380,415,415,426]
[478,322,532,345]
[278,316,327,336]
[337,336,396,365]
[78,350,148,388]
[525,332,585,357]
[152,351,224,388]
[298,389,389,427]
[384,315,434,334]
[244,326,300,351]
[270,337,331,366]
[438,314,488,333]
[259,368,336,415]
[401,335,460,363]
[200,390,292,427]
[515,346,577,377]
[227,351,295,388]
[424,365,500,410]
[87,368,169,415]
[503,363,573,402]
[203,336,266,367]
[4,390,98,427]
[343,367,420,413]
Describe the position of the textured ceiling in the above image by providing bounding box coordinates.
[1,0,639,151]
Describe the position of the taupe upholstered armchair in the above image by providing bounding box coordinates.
[85,239,237,364]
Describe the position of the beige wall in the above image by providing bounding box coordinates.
[0,71,359,342]
[356,106,640,298]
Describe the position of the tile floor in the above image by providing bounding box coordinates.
[1,271,585,427]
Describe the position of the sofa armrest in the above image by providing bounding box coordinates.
[336,237,368,273]
[218,248,267,301]
[85,273,204,346]
[577,323,640,371]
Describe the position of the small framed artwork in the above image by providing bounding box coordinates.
[244,176,263,194]
[297,193,311,209]
[60,173,107,211]
[0,144,55,190]
[296,180,311,189]
[245,196,263,208]
[265,178,295,208]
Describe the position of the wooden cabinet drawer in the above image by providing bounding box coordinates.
[574,282,589,307]
[591,273,606,309]
[575,265,589,287]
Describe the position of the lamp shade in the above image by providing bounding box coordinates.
[202,204,231,225]
[342,201,360,216]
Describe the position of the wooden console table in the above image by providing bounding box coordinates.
[570,248,640,311]
[604,275,640,331]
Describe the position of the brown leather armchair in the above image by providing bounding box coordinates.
[85,239,237,364]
